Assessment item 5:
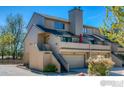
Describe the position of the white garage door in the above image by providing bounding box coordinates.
[63,54,84,68]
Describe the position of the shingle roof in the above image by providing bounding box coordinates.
[36,25,74,36]
[35,12,69,23]
[83,25,99,30]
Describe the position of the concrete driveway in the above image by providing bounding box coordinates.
[70,67,124,76]
[0,65,79,76]
[110,68,124,76]
[0,65,78,76]
[0,65,40,76]
[0,65,124,76]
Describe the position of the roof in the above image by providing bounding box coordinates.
[25,12,100,42]
[83,25,99,30]
[34,12,69,23]
[92,34,104,41]
[39,13,69,23]
[36,25,74,36]
[38,12,99,30]
[27,12,99,30]
[27,12,69,29]
[24,24,77,42]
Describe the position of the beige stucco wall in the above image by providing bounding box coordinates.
[93,28,100,35]
[43,52,61,72]
[23,25,42,64]
[30,44,60,72]
[24,25,61,72]
[27,14,45,31]
[48,34,61,53]
[83,25,101,36]
[29,44,60,72]
[44,18,69,31]
[29,44,44,70]
[69,9,83,35]
[45,19,54,29]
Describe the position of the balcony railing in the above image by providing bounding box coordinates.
[58,42,111,51]
[111,44,124,53]
[116,47,124,52]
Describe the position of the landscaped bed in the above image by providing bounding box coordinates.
[87,55,115,76]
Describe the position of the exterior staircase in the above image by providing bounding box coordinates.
[37,43,49,51]
[93,34,124,67]
[111,53,123,67]
[38,43,69,72]
[51,48,69,72]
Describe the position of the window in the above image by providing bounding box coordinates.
[72,37,79,43]
[82,28,85,34]
[82,28,87,34]
[61,37,72,42]
[54,21,65,29]
[67,37,72,42]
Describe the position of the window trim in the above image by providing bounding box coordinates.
[54,21,65,30]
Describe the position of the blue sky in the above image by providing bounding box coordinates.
[0,6,106,28]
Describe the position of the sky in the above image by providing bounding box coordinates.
[0,6,106,28]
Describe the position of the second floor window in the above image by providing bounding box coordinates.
[54,22,65,29]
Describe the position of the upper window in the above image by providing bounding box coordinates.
[82,28,87,34]
[54,22,65,29]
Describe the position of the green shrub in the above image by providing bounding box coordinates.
[43,64,57,72]
[87,55,115,76]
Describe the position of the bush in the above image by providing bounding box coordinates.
[43,64,57,72]
[87,55,115,76]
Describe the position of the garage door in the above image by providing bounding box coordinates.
[63,54,84,68]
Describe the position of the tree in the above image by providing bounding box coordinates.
[100,6,124,47]
[6,14,25,59]
[0,27,14,59]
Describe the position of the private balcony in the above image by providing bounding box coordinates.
[58,42,111,51]
[58,36,111,51]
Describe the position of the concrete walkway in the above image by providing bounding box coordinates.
[110,68,124,76]
[0,65,78,76]
[0,65,39,76]
[70,67,124,76]
[0,65,124,76]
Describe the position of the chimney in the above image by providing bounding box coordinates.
[69,7,83,35]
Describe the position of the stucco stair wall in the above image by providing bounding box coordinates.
[29,44,61,72]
